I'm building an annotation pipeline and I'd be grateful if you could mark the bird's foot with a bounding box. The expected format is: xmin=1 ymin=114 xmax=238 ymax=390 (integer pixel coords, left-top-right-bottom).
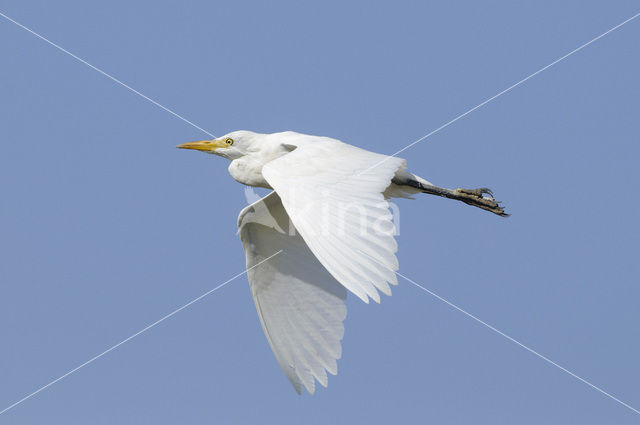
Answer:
xmin=453 ymin=187 xmax=509 ymax=217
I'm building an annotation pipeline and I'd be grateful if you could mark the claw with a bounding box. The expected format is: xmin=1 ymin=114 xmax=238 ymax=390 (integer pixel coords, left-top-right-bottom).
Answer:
xmin=480 ymin=187 xmax=494 ymax=198
xmin=457 ymin=187 xmax=494 ymax=199
xmin=454 ymin=187 xmax=508 ymax=217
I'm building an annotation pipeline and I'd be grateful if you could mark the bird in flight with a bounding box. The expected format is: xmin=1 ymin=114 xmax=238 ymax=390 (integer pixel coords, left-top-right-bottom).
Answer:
xmin=178 ymin=130 xmax=507 ymax=394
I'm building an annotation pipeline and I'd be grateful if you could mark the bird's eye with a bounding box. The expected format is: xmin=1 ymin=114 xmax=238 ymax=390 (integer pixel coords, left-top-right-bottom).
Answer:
xmin=225 ymin=138 xmax=234 ymax=146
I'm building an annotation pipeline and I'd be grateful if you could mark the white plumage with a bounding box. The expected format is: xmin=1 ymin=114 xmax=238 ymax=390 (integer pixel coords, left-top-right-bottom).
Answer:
xmin=239 ymin=191 xmax=347 ymax=394
xmin=178 ymin=130 xmax=506 ymax=394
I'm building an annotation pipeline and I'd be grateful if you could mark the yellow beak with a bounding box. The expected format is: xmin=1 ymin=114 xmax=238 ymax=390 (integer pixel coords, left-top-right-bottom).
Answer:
xmin=176 ymin=139 xmax=227 ymax=152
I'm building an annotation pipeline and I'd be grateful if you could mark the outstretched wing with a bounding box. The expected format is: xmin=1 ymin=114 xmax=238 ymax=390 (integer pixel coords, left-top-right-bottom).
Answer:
xmin=262 ymin=138 xmax=404 ymax=303
xmin=238 ymin=191 xmax=347 ymax=394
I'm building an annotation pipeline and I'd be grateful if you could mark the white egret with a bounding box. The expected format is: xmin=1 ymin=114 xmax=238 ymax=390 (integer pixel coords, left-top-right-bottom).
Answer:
xmin=178 ymin=130 xmax=506 ymax=394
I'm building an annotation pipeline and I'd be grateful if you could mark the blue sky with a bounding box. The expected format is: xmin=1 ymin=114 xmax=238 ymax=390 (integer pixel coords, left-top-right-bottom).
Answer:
xmin=1 ymin=1 xmax=639 ymax=423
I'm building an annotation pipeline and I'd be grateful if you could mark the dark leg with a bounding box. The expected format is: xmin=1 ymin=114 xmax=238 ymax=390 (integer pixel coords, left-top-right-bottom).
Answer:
xmin=396 ymin=179 xmax=509 ymax=217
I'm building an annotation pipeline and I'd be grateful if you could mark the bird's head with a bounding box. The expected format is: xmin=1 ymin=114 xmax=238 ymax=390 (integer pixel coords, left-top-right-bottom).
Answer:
xmin=177 ymin=130 xmax=258 ymax=160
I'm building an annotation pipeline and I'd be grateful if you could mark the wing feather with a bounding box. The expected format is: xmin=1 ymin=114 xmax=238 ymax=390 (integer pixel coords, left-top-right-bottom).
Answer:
xmin=238 ymin=191 xmax=347 ymax=394
xmin=262 ymin=138 xmax=404 ymax=303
